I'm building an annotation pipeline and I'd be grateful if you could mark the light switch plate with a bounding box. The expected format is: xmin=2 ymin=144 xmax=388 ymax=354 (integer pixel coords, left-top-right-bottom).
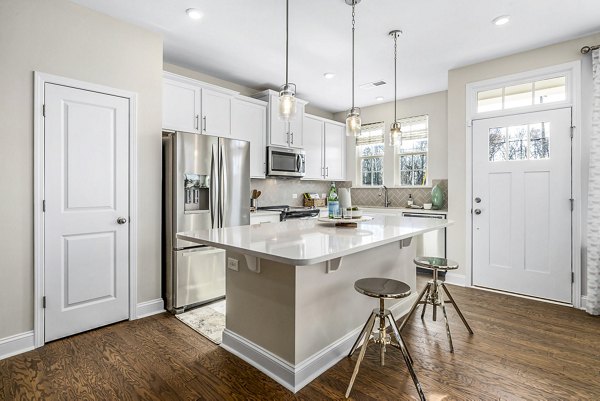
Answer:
xmin=227 ymin=257 xmax=239 ymax=271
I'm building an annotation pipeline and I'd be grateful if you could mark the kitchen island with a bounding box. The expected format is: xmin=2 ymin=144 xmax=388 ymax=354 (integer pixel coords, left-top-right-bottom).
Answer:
xmin=178 ymin=215 xmax=450 ymax=392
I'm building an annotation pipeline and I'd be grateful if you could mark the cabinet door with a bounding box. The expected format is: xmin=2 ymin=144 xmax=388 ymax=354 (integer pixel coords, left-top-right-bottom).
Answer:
xmin=163 ymin=79 xmax=200 ymax=132
xmin=232 ymin=99 xmax=267 ymax=178
xmin=302 ymin=116 xmax=324 ymax=180
xmin=288 ymin=102 xmax=305 ymax=148
xmin=268 ymin=96 xmax=290 ymax=147
xmin=324 ymin=122 xmax=346 ymax=180
xmin=201 ymin=88 xmax=232 ymax=137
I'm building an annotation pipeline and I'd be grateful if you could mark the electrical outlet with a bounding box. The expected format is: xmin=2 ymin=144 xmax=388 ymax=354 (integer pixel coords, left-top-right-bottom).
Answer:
xmin=292 ymin=193 xmax=298 ymax=199
xmin=227 ymin=257 xmax=239 ymax=271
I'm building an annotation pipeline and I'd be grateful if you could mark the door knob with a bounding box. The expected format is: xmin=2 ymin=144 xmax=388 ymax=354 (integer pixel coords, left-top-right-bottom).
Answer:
xmin=474 ymin=209 xmax=482 ymax=215
xmin=474 ymin=197 xmax=481 ymax=203
xmin=117 ymin=217 xmax=127 ymax=224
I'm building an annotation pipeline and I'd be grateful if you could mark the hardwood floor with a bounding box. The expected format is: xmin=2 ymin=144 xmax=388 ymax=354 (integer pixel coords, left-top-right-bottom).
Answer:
xmin=2 ymin=277 xmax=600 ymax=400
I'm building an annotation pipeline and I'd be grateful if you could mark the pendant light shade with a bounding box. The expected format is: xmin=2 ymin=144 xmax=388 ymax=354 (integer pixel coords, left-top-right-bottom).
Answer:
xmin=345 ymin=0 xmax=362 ymax=137
xmin=279 ymin=0 xmax=297 ymax=122
xmin=388 ymin=29 xmax=403 ymax=147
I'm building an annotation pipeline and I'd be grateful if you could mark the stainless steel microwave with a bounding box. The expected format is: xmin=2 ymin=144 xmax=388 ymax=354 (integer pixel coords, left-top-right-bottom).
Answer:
xmin=267 ymin=146 xmax=305 ymax=178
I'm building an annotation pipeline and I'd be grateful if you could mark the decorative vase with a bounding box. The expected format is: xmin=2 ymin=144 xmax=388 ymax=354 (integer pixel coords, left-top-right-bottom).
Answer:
xmin=431 ymin=184 xmax=444 ymax=210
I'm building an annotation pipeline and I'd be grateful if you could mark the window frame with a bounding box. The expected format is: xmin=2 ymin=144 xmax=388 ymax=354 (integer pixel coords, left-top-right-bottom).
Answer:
xmin=395 ymin=115 xmax=430 ymax=188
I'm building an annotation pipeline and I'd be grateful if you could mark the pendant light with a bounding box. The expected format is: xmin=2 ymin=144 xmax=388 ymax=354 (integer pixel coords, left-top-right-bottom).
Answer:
xmin=278 ymin=0 xmax=297 ymax=121
xmin=388 ymin=30 xmax=403 ymax=146
xmin=345 ymin=0 xmax=361 ymax=137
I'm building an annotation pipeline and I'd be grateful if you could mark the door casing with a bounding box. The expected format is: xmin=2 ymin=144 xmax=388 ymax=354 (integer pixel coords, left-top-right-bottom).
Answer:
xmin=33 ymin=72 xmax=138 ymax=347
xmin=464 ymin=61 xmax=582 ymax=308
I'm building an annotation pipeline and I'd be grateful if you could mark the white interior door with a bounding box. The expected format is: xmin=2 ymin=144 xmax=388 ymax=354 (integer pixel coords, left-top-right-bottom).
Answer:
xmin=44 ymin=83 xmax=130 ymax=342
xmin=472 ymin=108 xmax=572 ymax=303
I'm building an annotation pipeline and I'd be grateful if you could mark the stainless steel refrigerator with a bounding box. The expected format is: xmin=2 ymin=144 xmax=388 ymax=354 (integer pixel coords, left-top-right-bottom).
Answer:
xmin=162 ymin=131 xmax=250 ymax=313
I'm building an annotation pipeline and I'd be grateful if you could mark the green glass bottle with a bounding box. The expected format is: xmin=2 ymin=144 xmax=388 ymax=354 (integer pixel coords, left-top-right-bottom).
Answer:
xmin=327 ymin=182 xmax=339 ymax=218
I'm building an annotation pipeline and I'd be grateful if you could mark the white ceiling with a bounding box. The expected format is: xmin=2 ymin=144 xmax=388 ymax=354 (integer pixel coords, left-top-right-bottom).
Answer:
xmin=71 ymin=0 xmax=600 ymax=113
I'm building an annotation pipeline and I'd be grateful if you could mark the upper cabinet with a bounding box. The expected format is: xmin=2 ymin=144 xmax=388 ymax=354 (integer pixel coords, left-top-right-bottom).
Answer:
xmin=162 ymin=72 xmax=237 ymax=136
xmin=253 ymin=90 xmax=306 ymax=149
xmin=231 ymin=96 xmax=267 ymax=178
xmin=302 ymin=114 xmax=346 ymax=181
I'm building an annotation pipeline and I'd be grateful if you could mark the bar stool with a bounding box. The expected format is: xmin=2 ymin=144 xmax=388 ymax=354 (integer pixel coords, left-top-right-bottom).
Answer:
xmin=346 ymin=278 xmax=426 ymax=401
xmin=399 ymin=257 xmax=474 ymax=353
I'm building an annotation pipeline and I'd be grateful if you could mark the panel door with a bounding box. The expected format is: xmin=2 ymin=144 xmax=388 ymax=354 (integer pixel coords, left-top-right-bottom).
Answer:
xmin=302 ymin=116 xmax=325 ymax=180
xmin=44 ymin=83 xmax=130 ymax=342
xmin=472 ymin=108 xmax=572 ymax=302
xmin=324 ymin=121 xmax=346 ymax=180
xmin=163 ymin=79 xmax=200 ymax=133
xmin=201 ymin=88 xmax=232 ymax=137
xmin=231 ymin=98 xmax=267 ymax=178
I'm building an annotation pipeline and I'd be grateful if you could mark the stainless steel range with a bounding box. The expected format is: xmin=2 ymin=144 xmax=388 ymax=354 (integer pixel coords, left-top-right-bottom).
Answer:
xmin=257 ymin=205 xmax=320 ymax=221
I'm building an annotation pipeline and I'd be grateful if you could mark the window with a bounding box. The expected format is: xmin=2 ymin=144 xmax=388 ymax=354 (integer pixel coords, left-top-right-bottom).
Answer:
xmin=356 ymin=122 xmax=384 ymax=186
xmin=489 ymin=122 xmax=550 ymax=162
xmin=477 ymin=76 xmax=566 ymax=113
xmin=396 ymin=115 xmax=428 ymax=187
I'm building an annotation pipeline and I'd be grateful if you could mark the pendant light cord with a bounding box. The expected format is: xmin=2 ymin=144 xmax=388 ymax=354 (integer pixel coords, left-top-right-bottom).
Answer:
xmin=351 ymin=2 xmax=356 ymax=109
xmin=285 ymin=0 xmax=289 ymax=86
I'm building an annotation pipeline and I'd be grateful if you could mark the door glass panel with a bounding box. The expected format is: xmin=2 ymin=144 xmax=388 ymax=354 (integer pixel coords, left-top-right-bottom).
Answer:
xmin=504 ymin=83 xmax=533 ymax=109
xmin=508 ymin=125 xmax=528 ymax=160
xmin=529 ymin=122 xmax=550 ymax=159
xmin=477 ymin=88 xmax=503 ymax=113
xmin=488 ymin=127 xmax=507 ymax=161
xmin=534 ymin=77 xmax=566 ymax=104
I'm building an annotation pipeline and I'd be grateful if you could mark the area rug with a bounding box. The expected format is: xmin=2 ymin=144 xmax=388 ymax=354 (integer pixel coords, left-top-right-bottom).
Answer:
xmin=175 ymin=300 xmax=226 ymax=344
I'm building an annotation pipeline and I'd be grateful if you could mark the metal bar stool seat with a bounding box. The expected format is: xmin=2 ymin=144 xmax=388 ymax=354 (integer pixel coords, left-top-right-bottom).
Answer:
xmin=399 ymin=257 xmax=474 ymax=353
xmin=346 ymin=278 xmax=426 ymax=400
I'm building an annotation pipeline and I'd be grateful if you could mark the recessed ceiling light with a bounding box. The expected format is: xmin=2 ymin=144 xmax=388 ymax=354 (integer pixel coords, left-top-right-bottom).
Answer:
xmin=186 ymin=8 xmax=203 ymax=20
xmin=492 ymin=15 xmax=510 ymax=26
xmin=376 ymin=96 xmax=384 ymax=102
xmin=323 ymin=72 xmax=336 ymax=79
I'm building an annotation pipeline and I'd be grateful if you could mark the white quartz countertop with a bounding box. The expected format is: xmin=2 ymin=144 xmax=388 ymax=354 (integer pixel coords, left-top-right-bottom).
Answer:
xmin=177 ymin=215 xmax=452 ymax=266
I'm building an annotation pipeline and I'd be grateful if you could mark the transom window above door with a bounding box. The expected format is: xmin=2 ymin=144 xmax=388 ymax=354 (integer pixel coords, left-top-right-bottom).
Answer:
xmin=477 ymin=76 xmax=566 ymax=113
xmin=489 ymin=122 xmax=550 ymax=162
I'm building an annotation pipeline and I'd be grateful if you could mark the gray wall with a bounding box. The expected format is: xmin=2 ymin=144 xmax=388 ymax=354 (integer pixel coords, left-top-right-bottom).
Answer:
xmin=0 ymin=0 xmax=163 ymax=339
xmin=446 ymin=32 xmax=600 ymax=283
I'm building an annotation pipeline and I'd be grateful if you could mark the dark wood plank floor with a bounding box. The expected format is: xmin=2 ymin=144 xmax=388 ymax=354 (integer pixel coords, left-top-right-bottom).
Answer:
xmin=2 ymin=276 xmax=600 ymax=400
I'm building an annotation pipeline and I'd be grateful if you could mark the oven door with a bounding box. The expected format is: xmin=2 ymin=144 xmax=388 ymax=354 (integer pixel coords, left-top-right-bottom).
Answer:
xmin=267 ymin=147 xmax=305 ymax=177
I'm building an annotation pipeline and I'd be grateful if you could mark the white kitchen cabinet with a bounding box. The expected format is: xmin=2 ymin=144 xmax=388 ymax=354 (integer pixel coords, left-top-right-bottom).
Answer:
xmin=201 ymin=88 xmax=232 ymax=137
xmin=163 ymin=79 xmax=201 ymax=133
xmin=324 ymin=121 xmax=346 ymax=180
xmin=253 ymin=90 xmax=306 ymax=149
xmin=162 ymin=72 xmax=237 ymax=136
xmin=302 ymin=115 xmax=346 ymax=181
xmin=231 ymin=96 xmax=267 ymax=178
xmin=303 ymin=115 xmax=325 ymax=180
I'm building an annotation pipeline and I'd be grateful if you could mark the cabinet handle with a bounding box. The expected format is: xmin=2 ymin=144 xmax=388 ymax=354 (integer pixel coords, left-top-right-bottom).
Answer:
xmin=195 ymin=115 xmax=199 ymax=130
xmin=203 ymin=116 xmax=207 ymax=132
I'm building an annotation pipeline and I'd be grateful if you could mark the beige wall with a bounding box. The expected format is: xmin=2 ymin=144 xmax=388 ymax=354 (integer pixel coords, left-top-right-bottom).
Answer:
xmin=333 ymin=91 xmax=448 ymax=186
xmin=447 ymin=32 xmax=600 ymax=279
xmin=164 ymin=63 xmax=335 ymax=120
xmin=0 ymin=0 xmax=163 ymax=338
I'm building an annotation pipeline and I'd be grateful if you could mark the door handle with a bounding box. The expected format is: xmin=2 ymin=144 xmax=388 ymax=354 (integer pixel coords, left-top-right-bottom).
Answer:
xmin=474 ymin=209 xmax=482 ymax=215
xmin=474 ymin=197 xmax=481 ymax=203
xmin=117 ymin=217 xmax=127 ymax=224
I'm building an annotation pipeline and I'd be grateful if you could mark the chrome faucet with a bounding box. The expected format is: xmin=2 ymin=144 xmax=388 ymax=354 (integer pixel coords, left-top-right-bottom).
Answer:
xmin=379 ymin=185 xmax=392 ymax=207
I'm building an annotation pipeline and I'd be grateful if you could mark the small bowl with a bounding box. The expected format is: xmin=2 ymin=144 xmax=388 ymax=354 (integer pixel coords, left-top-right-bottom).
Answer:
xmin=423 ymin=203 xmax=432 ymax=210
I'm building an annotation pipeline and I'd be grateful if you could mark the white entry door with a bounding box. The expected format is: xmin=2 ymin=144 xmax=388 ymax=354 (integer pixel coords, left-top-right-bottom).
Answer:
xmin=472 ymin=108 xmax=572 ymax=303
xmin=44 ymin=83 xmax=130 ymax=342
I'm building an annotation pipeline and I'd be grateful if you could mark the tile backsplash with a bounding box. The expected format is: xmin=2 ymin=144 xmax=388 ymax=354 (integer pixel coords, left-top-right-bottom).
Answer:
xmin=350 ymin=179 xmax=448 ymax=210
xmin=251 ymin=179 xmax=351 ymax=207
xmin=251 ymin=178 xmax=447 ymax=209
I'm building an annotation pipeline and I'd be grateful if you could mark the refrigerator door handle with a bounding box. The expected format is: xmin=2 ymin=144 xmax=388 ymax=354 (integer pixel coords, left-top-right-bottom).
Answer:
xmin=219 ymin=143 xmax=225 ymax=227
xmin=210 ymin=145 xmax=217 ymax=228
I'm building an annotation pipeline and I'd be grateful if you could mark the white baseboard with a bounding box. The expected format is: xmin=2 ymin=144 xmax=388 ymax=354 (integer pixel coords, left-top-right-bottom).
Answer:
xmin=136 ymin=298 xmax=165 ymax=319
xmin=0 ymin=331 xmax=34 ymax=361
xmin=221 ymin=293 xmax=417 ymax=393
xmin=444 ymin=272 xmax=466 ymax=286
